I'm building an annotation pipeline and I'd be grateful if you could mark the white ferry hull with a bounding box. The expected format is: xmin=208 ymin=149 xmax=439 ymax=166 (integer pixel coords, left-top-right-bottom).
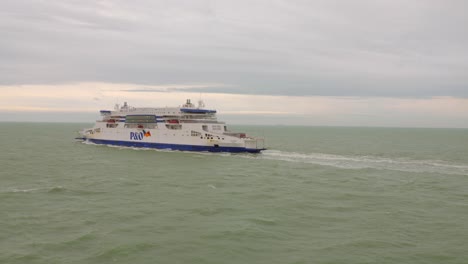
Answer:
xmin=80 ymin=126 xmax=265 ymax=153
xmin=79 ymin=100 xmax=266 ymax=153
xmin=84 ymin=138 xmax=264 ymax=153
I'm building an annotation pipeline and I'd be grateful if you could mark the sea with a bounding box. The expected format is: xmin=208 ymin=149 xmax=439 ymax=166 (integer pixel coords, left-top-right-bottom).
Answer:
xmin=1 ymin=122 xmax=468 ymax=264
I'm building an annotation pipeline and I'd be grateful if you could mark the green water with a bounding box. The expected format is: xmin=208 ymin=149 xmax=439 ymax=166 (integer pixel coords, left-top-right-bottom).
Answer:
xmin=1 ymin=123 xmax=468 ymax=264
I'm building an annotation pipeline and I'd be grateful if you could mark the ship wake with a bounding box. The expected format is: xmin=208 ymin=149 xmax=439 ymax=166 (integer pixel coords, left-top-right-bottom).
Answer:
xmin=257 ymin=150 xmax=468 ymax=175
xmin=79 ymin=141 xmax=468 ymax=175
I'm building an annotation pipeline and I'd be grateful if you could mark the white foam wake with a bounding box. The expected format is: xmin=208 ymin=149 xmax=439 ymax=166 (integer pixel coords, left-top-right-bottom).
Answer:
xmin=257 ymin=150 xmax=468 ymax=175
xmin=79 ymin=141 xmax=468 ymax=175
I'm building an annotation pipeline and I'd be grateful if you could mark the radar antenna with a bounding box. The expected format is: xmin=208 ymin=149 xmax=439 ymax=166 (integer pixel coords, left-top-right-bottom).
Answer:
xmin=198 ymin=99 xmax=205 ymax=109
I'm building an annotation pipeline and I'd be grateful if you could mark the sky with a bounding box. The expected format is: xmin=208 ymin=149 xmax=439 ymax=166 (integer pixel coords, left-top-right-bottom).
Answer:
xmin=1 ymin=0 xmax=468 ymax=127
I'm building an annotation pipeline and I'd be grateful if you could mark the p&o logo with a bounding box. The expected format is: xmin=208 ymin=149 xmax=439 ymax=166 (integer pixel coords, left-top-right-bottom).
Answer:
xmin=130 ymin=130 xmax=151 ymax=140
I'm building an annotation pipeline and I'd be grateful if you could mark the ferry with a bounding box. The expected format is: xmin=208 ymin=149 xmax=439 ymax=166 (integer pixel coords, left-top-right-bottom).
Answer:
xmin=78 ymin=100 xmax=266 ymax=153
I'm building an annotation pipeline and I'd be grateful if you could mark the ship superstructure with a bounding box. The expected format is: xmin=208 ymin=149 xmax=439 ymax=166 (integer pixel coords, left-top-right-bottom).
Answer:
xmin=79 ymin=100 xmax=266 ymax=153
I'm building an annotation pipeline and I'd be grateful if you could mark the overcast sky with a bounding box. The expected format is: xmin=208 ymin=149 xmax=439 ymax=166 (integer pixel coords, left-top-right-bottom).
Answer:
xmin=1 ymin=0 xmax=467 ymax=127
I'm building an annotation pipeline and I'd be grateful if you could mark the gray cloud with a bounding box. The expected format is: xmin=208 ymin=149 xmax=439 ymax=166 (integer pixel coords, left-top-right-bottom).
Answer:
xmin=1 ymin=0 xmax=467 ymax=97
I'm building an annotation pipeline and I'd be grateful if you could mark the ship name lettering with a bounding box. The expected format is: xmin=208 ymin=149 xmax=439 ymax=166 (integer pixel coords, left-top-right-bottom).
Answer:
xmin=130 ymin=132 xmax=144 ymax=140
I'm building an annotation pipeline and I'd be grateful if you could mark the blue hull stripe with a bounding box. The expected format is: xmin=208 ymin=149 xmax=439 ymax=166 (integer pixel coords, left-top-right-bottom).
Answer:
xmin=86 ymin=138 xmax=264 ymax=153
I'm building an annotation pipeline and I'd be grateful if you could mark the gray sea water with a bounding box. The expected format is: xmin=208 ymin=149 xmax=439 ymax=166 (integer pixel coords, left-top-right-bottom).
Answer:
xmin=1 ymin=123 xmax=468 ymax=264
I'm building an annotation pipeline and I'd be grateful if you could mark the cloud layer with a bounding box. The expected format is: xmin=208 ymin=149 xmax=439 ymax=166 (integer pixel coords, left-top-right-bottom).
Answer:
xmin=1 ymin=0 xmax=468 ymax=97
xmin=2 ymin=1 xmax=467 ymax=127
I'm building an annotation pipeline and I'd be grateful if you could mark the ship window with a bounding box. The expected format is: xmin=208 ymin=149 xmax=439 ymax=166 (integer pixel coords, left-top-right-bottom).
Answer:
xmin=224 ymin=126 xmax=227 ymax=131
xmin=191 ymin=131 xmax=201 ymax=137
xmin=202 ymin=125 xmax=208 ymax=131
xmin=166 ymin=124 xmax=182 ymax=130
xmin=125 ymin=115 xmax=157 ymax=124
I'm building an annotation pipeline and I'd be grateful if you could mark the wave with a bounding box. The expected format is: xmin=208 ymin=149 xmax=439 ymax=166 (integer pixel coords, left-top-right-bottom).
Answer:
xmin=2 ymin=188 xmax=40 ymax=193
xmin=0 ymin=186 xmax=61 ymax=194
xmin=257 ymin=150 xmax=468 ymax=175
xmin=1 ymin=186 xmax=103 ymax=195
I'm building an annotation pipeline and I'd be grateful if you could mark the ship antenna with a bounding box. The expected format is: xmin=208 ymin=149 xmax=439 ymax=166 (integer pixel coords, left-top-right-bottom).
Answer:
xmin=197 ymin=93 xmax=204 ymax=109
xmin=198 ymin=98 xmax=205 ymax=109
